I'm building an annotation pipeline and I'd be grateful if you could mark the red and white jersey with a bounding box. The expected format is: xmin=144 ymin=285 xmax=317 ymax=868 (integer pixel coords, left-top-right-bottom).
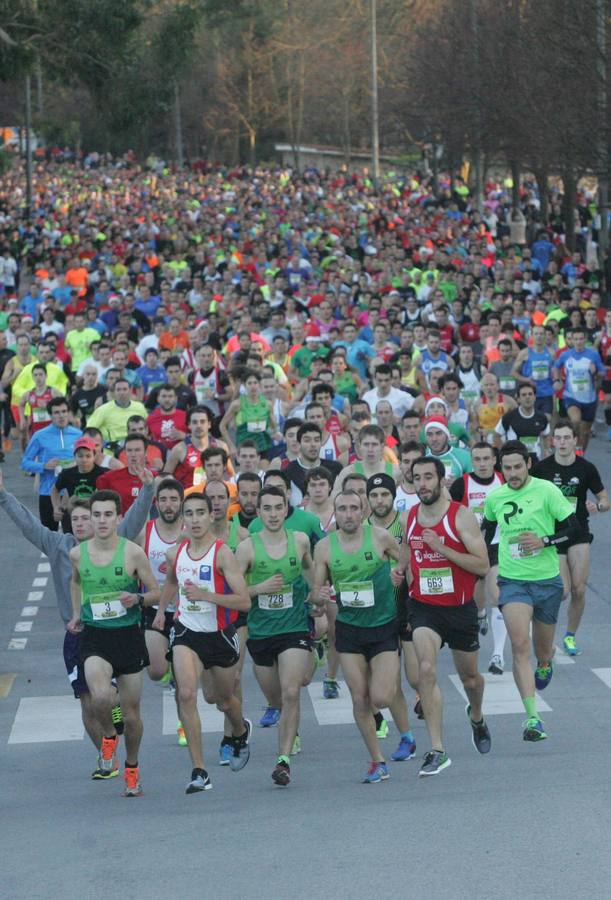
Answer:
xmin=407 ymin=501 xmax=476 ymax=607
xmin=320 ymin=432 xmax=341 ymax=462
xmin=599 ymin=332 xmax=611 ymax=379
xmin=144 ymin=520 xmax=180 ymax=610
xmin=192 ymin=366 xmax=224 ymax=417
xmin=28 ymin=388 xmax=53 ymax=432
xmin=174 ymin=538 xmax=237 ymax=632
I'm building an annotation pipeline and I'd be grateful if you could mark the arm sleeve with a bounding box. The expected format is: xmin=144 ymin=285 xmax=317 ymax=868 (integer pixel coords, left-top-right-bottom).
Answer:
xmin=21 ymin=435 xmax=44 ymax=475
xmin=118 ymin=482 xmax=154 ymax=539
xmin=481 ymin=517 xmax=497 ymax=544
xmin=449 ymin=478 xmax=465 ymax=502
xmin=0 ymin=490 xmax=62 ymax=554
xmin=549 ymin=513 xmax=581 ymax=546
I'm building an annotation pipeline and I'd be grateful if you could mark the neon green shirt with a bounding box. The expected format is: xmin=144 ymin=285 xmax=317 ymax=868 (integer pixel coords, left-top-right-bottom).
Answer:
xmin=483 ymin=476 xmax=574 ymax=580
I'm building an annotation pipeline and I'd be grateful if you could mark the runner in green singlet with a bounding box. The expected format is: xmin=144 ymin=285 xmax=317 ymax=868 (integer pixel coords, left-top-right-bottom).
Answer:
xmin=313 ymin=489 xmax=403 ymax=784
xmin=482 ymin=440 xmax=578 ymax=743
xmin=366 ymin=473 xmax=418 ymax=763
xmin=236 ymin=485 xmax=314 ymax=786
xmin=220 ymin=369 xmax=281 ymax=455
xmin=68 ymin=489 xmax=160 ymax=797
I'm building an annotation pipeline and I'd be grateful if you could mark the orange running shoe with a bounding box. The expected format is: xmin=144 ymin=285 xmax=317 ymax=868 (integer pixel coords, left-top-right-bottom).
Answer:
xmin=123 ymin=765 xmax=143 ymax=797
xmin=99 ymin=735 xmax=118 ymax=774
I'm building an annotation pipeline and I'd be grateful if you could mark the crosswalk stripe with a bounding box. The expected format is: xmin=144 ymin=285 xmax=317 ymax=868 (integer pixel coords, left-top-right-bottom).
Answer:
xmin=591 ymin=668 xmax=611 ymax=689
xmin=305 ymin=681 xmax=392 ymax=725
xmin=8 ymin=696 xmax=84 ymax=744
xmin=162 ymin=690 xmax=225 ymax=735
xmin=448 ymin=673 xmax=552 ymax=715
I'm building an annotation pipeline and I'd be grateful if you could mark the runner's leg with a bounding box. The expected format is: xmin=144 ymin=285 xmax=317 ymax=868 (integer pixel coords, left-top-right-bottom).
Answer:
xmin=277 ymin=648 xmax=311 ymax=757
xmin=411 ymin=627 xmax=444 ymax=750
xmin=500 ymin=602 xmax=535 ymax=701
xmin=116 ymin=671 xmax=144 ymax=764
xmin=173 ymin=645 xmax=205 ymax=769
xmin=566 ymin=543 xmax=590 ymax=635
xmin=84 ymin=656 xmax=115 ymax=736
xmin=340 ymin=652 xmax=383 ymax=761
xmin=452 ymin=649 xmax=484 ymax=722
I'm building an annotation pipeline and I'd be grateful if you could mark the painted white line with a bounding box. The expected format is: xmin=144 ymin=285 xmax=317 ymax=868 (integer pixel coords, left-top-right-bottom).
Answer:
xmin=8 ymin=638 xmax=27 ymax=650
xmin=32 ymin=578 xmax=47 ymax=588
xmin=448 ymin=672 xmax=552 ymax=715
xmin=162 ymin=690 xmax=225 ymax=734
xmin=27 ymin=591 xmax=44 ymax=603
xmin=14 ymin=621 xmax=33 ymax=632
xmin=307 ymin=681 xmax=354 ymax=725
xmin=554 ymin=645 xmax=575 ymax=665
xmin=592 ymin=668 xmax=611 ymax=689
xmin=37 ymin=562 xmax=51 ymax=573
xmin=8 ymin=696 xmax=84 ymax=744
xmin=40 ymin=552 xmax=47 ymax=558
xmin=21 ymin=606 xmax=38 ymax=617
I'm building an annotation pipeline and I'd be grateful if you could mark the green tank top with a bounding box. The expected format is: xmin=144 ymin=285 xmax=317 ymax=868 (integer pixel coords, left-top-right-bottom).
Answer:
xmin=227 ymin=515 xmax=241 ymax=551
xmin=79 ymin=537 xmax=140 ymax=628
xmin=354 ymin=460 xmax=394 ymax=478
xmin=236 ymin=394 xmax=271 ymax=451
xmin=247 ymin=530 xmax=309 ymax=639
xmin=335 ymin=372 xmax=358 ymax=403
xmin=328 ymin=525 xmax=396 ymax=628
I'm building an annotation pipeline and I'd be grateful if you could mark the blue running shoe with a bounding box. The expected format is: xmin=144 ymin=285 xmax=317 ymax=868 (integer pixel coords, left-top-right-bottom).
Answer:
xmin=523 ymin=717 xmax=547 ymax=741
xmin=535 ymin=660 xmax=553 ymax=691
xmin=361 ymin=761 xmax=389 ymax=783
xmin=259 ymin=707 xmax=281 ymax=727
xmin=390 ymin=735 xmax=416 ymax=761
xmin=219 ymin=741 xmax=232 ymax=766
xmin=323 ymin=678 xmax=339 ymax=699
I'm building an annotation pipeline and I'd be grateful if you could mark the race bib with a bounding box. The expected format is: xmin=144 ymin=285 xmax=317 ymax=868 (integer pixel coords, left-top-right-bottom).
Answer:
xmin=339 ymin=580 xmax=374 ymax=608
xmin=460 ymin=390 xmax=478 ymax=403
xmin=54 ymin=458 xmax=74 ymax=476
xmin=247 ymin=420 xmax=266 ymax=433
xmin=32 ymin=408 xmax=51 ymax=423
xmin=90 ymin=592 xmax=126 ymax=620
xmin=182 ymin=586 xmax=210 ymax=614
xmin=471 ymin=506 xmax=484 ymax=525
xmin=508 ymin=537 xmax=541 ymax=559
xmin=521 ymin=435 xmax=538 ymax=450
xmin=499 ymin=377 xmax=516 ymax=392
xmin=531 ymin=363 xmax=549 ymax=381
xmin=258 ymin=585 xmax=293 ymax=610
xmin=419 ymin=567 xmax=454 ymax=595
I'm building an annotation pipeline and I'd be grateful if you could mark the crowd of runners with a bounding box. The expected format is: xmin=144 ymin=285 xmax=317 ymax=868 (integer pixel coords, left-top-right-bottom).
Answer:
xmin=0 ymin=158 xmax=609 ymax=795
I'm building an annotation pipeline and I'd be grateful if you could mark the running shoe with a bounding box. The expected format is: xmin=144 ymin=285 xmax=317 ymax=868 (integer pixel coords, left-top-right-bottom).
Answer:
xmin=465 ymin=704 xmax=491 ymax=754
xmin=535 ymin=660 xmax=553 ymax=691
xmin=177 ymin=723 xmax=188 ymax=746
xmin=419 ymin=750 xmax=451 ymax=777
xmin=361 ymin=761 xmax=389 ymax=783
xmin=477 ymin=611 xmax=489 ymax=636
xmin=219 ymin=740 xmax=232 ymax=766
xmin=563 ymin=635 xmax=582 ymax=656
xmin=186 ymin=768 xmax=212 ymax=794
xmin=259 ymin=706 xmax=281 ymax=727
xmin=229 ymin=718 xmax=252 ymax=772
xmin=522 ymin=717 xmax=547 ymax=742
xmin=272 ymin=758 xmax=291 ymax=786
xmin=488 ymin=654 xmax=504 ymax=675
xmin=111 ymin=704 xmax=124 ymax=736
xmin=390 ymin=735 xmax=416 ymax=761
xmin=291 ymin=735 xmax=301 ymax=755
xmin=323 ymin=677 xmax=340 ymax=699
xmin=123 ymin=765 xmax=143 ymax=797
xmin=91 ymin=757 xmax=119 ymax=780
xmin=413 ymin=696 xmax=424 ymax=719
xmin=99 ymin=735 xmax=118 ymax=774
xmin=376 ymin=717 xmax=389 ymax=739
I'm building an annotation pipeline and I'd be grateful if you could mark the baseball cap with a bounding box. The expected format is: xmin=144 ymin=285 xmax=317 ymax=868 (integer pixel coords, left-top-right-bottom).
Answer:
xmin=74 ymin=437 xmax=97 ymax=452
xmin=366 ymin=473 xmax=397 ymax=498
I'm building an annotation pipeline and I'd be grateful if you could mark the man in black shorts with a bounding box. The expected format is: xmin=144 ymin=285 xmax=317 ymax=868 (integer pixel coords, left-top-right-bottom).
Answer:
xmin=533 ymin=419 xmax=609 ymax=655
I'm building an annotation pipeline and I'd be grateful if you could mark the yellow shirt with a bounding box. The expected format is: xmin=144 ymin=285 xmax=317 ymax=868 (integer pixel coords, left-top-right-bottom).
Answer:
xmin=12 ymin=361 xmax=69 ymax=404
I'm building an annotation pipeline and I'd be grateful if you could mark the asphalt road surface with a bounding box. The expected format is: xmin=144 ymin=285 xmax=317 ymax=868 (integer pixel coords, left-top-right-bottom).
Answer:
xmin=2 ymin=437 xmax=611 ymax=900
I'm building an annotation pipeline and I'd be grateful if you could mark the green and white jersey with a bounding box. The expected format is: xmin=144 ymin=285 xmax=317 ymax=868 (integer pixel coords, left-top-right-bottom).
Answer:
xmin=328 ymin=525 xmax=395 ymax=628
xmin=483 ymin=476 xmax=574 ymax=580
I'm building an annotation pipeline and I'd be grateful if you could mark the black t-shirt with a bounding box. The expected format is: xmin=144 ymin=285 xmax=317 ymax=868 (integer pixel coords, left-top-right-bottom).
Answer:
xmin=532 ymin=456 xmax=604 ymax=528
xmin=498 ymin=408 xmax=549 ymax=457
xmin=0 ymin=348 xmax=14 ymax=380
xmin=285 ymin=457 xmax=343 ymax=504
xmin=71 ymin=386 xmax=107 ymax=426
xmin=146 ymin=383 xmax=196 ymax=411
xmin=55 ymin=464 xmax=107 ymax=498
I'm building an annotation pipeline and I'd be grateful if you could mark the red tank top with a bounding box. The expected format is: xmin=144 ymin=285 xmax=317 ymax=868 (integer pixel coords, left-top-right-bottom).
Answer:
xmin=599 ymin=332 xmax=611 ymax=379
xmin=173 ymin=437 xmax=221 ymax=488
xmin=406 ymin=501 xmax=476 ymax=607
xmin=28 ymin=388 xmax=54 ymax=432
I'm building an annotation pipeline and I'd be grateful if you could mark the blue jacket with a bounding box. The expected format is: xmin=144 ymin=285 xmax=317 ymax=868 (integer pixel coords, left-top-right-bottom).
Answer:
xmin=21 ymin=424 xmax=83 ymax=495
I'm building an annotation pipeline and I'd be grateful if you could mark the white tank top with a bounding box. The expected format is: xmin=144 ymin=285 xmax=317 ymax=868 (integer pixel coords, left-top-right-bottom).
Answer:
xmin=174 ymin=539 xmax=232 ymax=633
xmin=320 ymin=433 xmax=340 ymax=462
xmin=464 ymin=473 xmax=502 ymax=544
xmin=394 ymin=485 xmax=420 ymax=513
xmin=144 ymin=520 xmax=179 ymax=610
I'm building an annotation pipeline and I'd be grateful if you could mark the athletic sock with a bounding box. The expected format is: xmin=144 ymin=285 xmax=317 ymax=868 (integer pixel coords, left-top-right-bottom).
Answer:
xmin=125 ymin=760 xmax=138 ymax=769
xmin=491 ymin=611 xmax=507 ymax=661
xmin=565 ymin=630 xmax=575 ymax=638
xmin=277 ymin=755 xmax=290 ymax=765
xmin=523 ymin=697 xmax=537 ymax=719
xmin=400 ymin=730 xmax=415 ymax=743
xmin=373 ymin=712 xmax=384 ymax=729
xmin=191 ymin=767 xmax=207 ymax=779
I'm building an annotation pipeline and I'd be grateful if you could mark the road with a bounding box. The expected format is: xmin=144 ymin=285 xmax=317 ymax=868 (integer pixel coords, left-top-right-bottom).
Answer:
xmin=1 ymin=438 xmax=611 ymax=900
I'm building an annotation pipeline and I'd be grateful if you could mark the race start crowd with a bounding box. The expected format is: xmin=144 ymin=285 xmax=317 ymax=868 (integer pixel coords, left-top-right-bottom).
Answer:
xmin=0 ymin=159 xmax=609 ymax=794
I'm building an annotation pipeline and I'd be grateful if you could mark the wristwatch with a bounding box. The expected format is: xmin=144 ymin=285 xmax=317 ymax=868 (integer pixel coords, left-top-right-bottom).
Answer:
xmin=541 ymin=535 xmax=551 ymax=547
xmin=137 ymin=593 xmax=145 ymax=609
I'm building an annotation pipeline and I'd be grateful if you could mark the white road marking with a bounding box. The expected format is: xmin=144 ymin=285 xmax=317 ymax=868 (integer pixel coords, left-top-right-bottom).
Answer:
xmin=448 ymin=672 xmax=552 ymax=715
xmin=7 ymin=638 xmax=27 ymax=650
xmin=162 ymin=690 xmax=225 ymax=735
xmin=592 ymin=668 xmax=611 ymax=689
xmin=554 ymin=645 xmax=575 ymax=665
xmin=8 ymin=696 xmax=84 ymax=744
xmin=32 ymin=578 xmax=48 ymax=588
xmin=14 ymin=621 xmax=33 ymax=632
xmin=27 ymin=591 xmax=44 ymax=603
xmin=21 ymin=606 xmax=38 ymax=617
xmin=37 ymin=562 xmax=51 ymax=573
